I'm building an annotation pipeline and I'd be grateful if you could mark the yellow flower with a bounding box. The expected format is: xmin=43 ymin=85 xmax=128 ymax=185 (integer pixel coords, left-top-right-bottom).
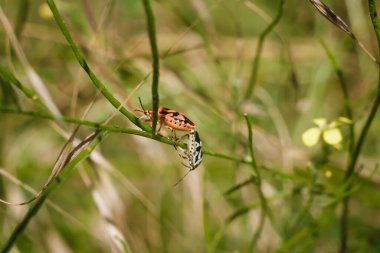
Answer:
xmin=324 ymin=170 xmax=332 ymax=178
xmin=302 ymin=117 xmax=351 ymax=149
xmin=302 ymin=127 xmax=321 ymax=147
xmin=39 ymin=3 xmax=53 ymax=20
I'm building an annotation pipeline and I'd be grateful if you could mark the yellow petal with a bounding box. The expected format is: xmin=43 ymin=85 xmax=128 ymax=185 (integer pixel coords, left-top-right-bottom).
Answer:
xmin=329 ymin=121 xmax=338 ymax=128
xmin=338 ymin=117 xmax=353 ymax=124
xmin=313 ymin=118 xmax=327 ymax=128
xmin=302 ymin=127 xmax=321 ymax=147
xmin=323 ymin=128 xmax=343 ymax=145
xmin=333 ymin=143 xmax=342 ymax=150
xmin=325 ymin=170 xmax=332 ymax=178
xmin=39 ymin=3 xmax=53 ymax=20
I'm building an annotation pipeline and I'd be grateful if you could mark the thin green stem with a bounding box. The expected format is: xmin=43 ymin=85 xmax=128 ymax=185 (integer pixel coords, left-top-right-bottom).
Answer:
xmin=0 ymin=106 xmax=249 ymax=164
xmin=14 ymin=0 xmax=31 ymax=38
xmin=209 ymin=191 xmax=289 ymax=253
xmin=320 ymin=40 xmax=354 ymax=154
xmin=244 ymin=114 xmax=269 ymax=253
xmin=141 ymin=0 xmax=160 ymax=135
xmin=0 ymin=64 xmax=46 ymax=109
xmin=0 ymin=76 xmax=21 ymax=110
xmin=339 ymin=1 xmax=380 ymax=252
xmin=244 ymin=115 xmax=259 ymax=176
xmin=1 ymin=131 xmax=108 ymax=253
xmin=223 ymin=177 xmax=256 ymax=196
xmin=273 ymin=206 xmax=335 ymax=253
xmin=244 ymin=0 xmax=285 ymax=101
xmin=46 ymin=0 xmax=149 ymax=131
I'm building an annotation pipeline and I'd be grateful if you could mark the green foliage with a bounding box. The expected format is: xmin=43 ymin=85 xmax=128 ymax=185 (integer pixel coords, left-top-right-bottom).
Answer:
xmin=0 ymin=0 xmax=380 ymax=253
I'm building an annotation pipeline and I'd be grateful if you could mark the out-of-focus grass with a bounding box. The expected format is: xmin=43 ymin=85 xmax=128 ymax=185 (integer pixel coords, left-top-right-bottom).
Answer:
xmin=0 ymin=0 xmax=379 ymax=252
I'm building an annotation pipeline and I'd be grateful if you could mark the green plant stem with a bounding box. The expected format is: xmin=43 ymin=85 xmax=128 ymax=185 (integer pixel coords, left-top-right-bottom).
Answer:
xmin=1 ymin=131 xmax=108 ymax=253
xmin=339 ymin=1 xmax=380 ymax=252
xmin=320 ymin=40 xmax=354 ymax=154
xmin=223 ymin=177 xmax=256 ymax=196
xmin=14 ymin=0 xmax=31 ymax=38
xmin=210 ymin=190 xmax=289 ymax=253
xmin=273 ymin=206 xmax=335 ymax=253
xmin=141 ymin=0 xmax=160 ymax=135
xmin=0 ymin=64 xmax=46 ymax=109
xmin=244 ymin=114 xmax=270 ymax=253
xmin=46 ymin=0 xmax=149 ymax=132
xmin=0 ymin=76 xmax=21 ymax=110
xmin=244 ymin=0 xmax=285 ymax=101
xmin=0 ymin=106 xmax=249 ymax=164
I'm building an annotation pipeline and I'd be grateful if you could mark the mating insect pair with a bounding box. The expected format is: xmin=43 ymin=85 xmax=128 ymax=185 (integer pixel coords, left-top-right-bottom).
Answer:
xmin=176 ymin=129 xmax=203 ymax=170
xmin=136 ymin=98 xmax=203 ymax=173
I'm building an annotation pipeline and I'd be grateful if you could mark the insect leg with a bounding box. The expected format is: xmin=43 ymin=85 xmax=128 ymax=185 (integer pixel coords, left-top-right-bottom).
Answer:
xmin=171 ymin=129 xmax=178 ymax=141
xmin=173 ymin=169 xmax=192 ymax=187
xmin=157 ymin=121 xmax=163 ymax=132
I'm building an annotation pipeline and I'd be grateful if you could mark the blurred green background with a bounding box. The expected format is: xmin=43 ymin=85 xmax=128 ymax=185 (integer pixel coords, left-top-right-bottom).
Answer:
xmin=0 ymin=0 xmax=380 ymax=252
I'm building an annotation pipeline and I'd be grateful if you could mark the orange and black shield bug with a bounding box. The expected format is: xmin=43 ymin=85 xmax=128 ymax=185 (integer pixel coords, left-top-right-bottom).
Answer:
xmin=136 ymin=98 xmax=203 ymax=185
xmin=137 ymin=97 xmax=196 ymax=133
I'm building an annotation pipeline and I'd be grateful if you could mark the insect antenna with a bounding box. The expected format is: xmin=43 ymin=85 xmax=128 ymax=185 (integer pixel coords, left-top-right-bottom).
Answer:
xmin=173 ymin=169 xmax=192 ymax=187
xmin=138 ymin=97 xmax=146 ymax=113
xmin=135 ymin=97 xmax=147 ymax=115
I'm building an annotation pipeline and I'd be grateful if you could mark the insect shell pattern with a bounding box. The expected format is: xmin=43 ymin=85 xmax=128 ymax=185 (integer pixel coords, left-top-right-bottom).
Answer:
xmin=137 ymin=98 xmax=203 ymax=169
xmin=187 ymin=130 xmax=203 ymax=170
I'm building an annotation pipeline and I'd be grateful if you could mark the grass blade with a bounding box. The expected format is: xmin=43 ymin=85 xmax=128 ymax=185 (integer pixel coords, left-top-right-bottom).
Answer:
xmin=244 ymin=0 xmax=284 ymax=101
xmin=46 ymin=0 xmax=149 ymax=131
xmin=1 ymin=130 xmax=108 ymax=252
xmin=141 ymin=0 xmax=160 ymax=135
xmin=309 ymin=0 xmax=379 ymax=64
xmin=339 ymin=1 xmax=380 ymax=252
